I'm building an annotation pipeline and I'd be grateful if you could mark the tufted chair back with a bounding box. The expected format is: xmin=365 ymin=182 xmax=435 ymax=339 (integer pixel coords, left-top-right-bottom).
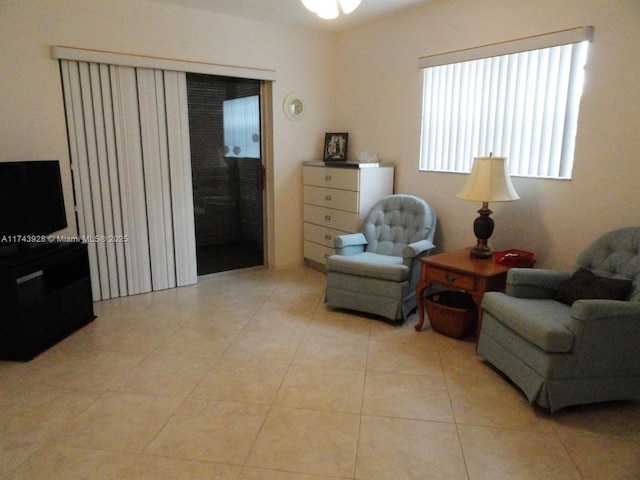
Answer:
xmin=361 ymin=194 xmax=435 ymax=257
xmin=574 ymin=227 xmax=640 ymax=302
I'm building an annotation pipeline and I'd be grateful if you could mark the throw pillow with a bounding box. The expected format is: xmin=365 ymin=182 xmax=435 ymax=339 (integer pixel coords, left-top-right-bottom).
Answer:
xmin=554 ymin=267 xmax=633 ymax=305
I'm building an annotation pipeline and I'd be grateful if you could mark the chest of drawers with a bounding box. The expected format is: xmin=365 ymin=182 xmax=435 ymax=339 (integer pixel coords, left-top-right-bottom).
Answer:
xmin=302 ymin=162 xmax=394 ymax=270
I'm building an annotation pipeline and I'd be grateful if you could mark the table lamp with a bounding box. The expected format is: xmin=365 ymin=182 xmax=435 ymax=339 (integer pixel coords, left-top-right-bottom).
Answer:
xmin=457 ymin=155 xmax=519 ymax=258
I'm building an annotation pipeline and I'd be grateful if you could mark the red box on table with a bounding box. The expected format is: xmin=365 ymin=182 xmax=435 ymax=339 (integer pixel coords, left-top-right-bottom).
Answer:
xmin=494 ymin=249 xmax=535 ymax=267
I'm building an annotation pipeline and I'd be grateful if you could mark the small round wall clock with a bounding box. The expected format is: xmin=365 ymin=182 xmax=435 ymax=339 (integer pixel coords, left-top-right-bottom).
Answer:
xmin=283 ymin=93 xmax=304 ymax=121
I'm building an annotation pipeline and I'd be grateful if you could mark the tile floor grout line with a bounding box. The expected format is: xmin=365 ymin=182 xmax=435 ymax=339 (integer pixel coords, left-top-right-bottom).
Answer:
xmin=2 ymin=266 xmax=638 ymax=479
xmin=237 ymin=281 xmax=313 ymax=474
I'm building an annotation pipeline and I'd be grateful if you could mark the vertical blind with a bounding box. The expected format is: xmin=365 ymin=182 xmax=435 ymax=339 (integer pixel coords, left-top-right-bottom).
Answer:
xmin=60 ymin=60 xmax=198 ymax=300
xmin=419 ymin=27 xmax=593 ymax=179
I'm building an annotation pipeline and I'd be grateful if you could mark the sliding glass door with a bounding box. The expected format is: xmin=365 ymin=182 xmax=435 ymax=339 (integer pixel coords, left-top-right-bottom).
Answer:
xmin=186 ymin=74 xmax=265 ymax=275
xmin=56 ymin=46 xmax=275 ymax=298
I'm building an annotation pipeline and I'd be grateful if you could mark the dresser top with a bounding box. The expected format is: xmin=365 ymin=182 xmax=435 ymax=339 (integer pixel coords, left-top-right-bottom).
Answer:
xmin=303 ymin=161 xmax=394 ymax=169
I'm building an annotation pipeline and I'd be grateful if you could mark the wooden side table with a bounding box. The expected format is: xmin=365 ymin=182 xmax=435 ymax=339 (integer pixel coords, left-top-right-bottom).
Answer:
xmin=415 ymin=248 xmax=511 ymax=337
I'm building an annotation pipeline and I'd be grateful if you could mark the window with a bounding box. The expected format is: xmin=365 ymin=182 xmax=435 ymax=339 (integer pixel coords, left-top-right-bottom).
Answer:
xmin=419 ymin=27 xmax=593 ymax=179
xmin=223 ymin=95 xmax=261 ymax=159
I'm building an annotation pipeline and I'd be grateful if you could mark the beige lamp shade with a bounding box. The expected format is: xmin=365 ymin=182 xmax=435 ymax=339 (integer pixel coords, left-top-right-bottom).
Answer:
xmin=457 ymin=156 xmax=519 ymax=202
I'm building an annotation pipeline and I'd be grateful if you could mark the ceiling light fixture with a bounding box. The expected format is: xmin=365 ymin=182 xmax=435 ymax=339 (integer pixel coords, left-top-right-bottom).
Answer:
xmin=301 ymin=0 xmax=362 ymax=19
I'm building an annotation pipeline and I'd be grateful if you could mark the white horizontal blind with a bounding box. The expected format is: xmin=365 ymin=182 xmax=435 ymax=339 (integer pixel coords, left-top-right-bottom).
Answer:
xmin=419 ymin=28 xmax=592 ymax=179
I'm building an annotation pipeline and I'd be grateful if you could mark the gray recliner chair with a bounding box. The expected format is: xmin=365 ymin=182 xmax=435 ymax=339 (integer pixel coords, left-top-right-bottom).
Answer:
xmin=325 ymin=194 xmax=436 ymax=322
xmin=477 ymin=227 xmax=640 ymax=412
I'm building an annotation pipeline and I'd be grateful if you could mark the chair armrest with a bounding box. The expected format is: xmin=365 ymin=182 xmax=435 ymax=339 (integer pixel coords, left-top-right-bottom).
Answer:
xmin=402 ymin=240 xmax=435 ymax=260
xmin=571 ymin=299 xmax=640 ymax=322
xmin=334 ymin=232 xmax=367 ymax=256
xmin=569 ymin=299 xmax=640 ymax=376
xmin=505 ymin=268 xmax=571 ymax=299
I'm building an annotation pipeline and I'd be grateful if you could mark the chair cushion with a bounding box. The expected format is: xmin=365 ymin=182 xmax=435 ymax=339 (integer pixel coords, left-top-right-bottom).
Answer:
xmin=326 ymin=252 xmax=409 ymax=282
xmin=554 ymin=268 xmax=633 ymax=306
xmin=481 ymin=292 xmax=574 ymax=353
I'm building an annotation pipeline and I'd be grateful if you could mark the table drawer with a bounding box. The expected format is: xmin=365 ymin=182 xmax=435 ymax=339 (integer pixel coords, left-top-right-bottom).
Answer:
xmin=304 ymin=240 xmax=334 ymax=265
xmin=303 ymin=186 xmax=358 ymax=212
xmin=427 ymin=266 xmax=476 ymax=291
xmin=303 ymin=204 xmax=359 ymax=232
xmin=304 ymin=222 xmax=346 ymax=248
xmin=303 ymin=166 xmax=359 ymax=191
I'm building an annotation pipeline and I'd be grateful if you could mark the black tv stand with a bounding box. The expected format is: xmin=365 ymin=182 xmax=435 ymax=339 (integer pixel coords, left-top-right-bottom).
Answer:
xmin=0 ymin=240 xmax=63 ymax=259
xmin=0 ymin=242 xmax=94 ymax=361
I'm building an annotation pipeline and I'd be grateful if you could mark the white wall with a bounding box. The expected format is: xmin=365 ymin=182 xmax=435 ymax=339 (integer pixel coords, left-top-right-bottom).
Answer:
xmin=0 ymin=0 xmax=336 ymax=268
xmin=335 ymin=0 xmax=640 ymax=269
xmin=2 ymin=0 xmax=639 ymax=272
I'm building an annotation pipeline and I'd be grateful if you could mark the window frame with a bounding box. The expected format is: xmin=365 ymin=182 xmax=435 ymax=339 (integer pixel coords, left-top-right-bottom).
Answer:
xmin=418 ymin=27 xmax=593 ymax=179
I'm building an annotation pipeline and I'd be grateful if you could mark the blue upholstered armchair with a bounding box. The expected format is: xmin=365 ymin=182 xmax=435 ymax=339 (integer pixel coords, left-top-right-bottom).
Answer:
xmin=325 ymin=194 xmax=436 ymax=322
xmin=477 ymin=227 xmax=640 ymax=412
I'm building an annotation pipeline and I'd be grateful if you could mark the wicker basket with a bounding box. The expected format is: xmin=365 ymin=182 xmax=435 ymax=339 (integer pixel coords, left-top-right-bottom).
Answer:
xmin=425 ymin=291 xmax=477 ymax=338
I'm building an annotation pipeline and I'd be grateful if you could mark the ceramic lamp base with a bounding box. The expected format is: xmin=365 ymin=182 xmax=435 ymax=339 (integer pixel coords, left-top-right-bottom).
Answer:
xmin=470 ymin=204 xmax=494 ymax=259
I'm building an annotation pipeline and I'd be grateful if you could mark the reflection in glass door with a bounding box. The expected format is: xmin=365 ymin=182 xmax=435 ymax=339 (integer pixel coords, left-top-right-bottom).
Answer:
xmin=186 ymin=74 xmax=264 ymax=275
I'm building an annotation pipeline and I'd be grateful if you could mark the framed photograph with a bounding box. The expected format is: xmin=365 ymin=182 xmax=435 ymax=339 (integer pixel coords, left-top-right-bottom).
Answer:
xmin=323 ymin=132 xmax=348 ymax=161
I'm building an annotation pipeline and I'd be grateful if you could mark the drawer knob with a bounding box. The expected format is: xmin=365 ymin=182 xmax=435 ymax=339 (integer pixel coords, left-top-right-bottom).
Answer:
xmin=325 ymin=215 xmax=331 ymax=221
xmin=325 ymin=195 xmax=332 ymax=201
xmin=445 ymin=273 xmax=457 ymax=283
xmin=325 ymin=234 xmax=332 ymax=240
xmin=325 ymin=175 xmax=332 ymax=181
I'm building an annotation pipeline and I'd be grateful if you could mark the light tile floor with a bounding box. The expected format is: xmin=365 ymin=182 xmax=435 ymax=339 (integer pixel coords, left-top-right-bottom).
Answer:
xmin=1 ymin=266 xmax=639 ymax=479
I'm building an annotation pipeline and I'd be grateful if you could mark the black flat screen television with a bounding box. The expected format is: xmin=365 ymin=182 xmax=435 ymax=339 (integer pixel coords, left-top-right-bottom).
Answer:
xmin=0 ymin=160 xmax=67 ymax=251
